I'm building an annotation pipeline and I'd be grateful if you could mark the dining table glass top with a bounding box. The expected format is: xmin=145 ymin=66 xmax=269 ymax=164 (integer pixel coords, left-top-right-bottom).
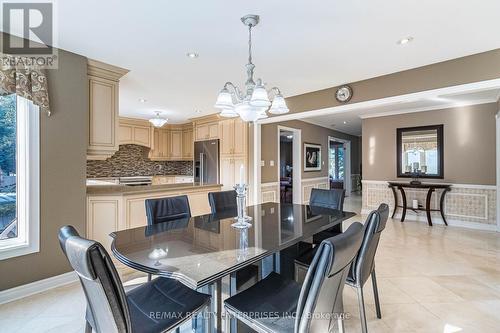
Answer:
xmin=111 ymin=202 xmax=356 ymax=289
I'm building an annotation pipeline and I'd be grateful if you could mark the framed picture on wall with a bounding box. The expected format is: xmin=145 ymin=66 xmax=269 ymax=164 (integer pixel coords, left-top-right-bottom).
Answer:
xmin=304 ymin=143 xmax=321 ymax=171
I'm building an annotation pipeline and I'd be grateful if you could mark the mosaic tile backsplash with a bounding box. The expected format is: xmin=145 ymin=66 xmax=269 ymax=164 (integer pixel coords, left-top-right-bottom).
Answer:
xmin=87 ymin=144 xmax=193 ymax=178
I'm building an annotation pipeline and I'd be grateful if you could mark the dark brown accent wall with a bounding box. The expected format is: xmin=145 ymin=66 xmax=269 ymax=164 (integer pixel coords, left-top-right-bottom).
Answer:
xmin=0 ymin=46 xmax=88 ymax=290
xmin=86 ymin=144 xmax=193 ymax=178
xmin=282 ymin=49 xmax=500 ymax=116
xmin=362 ymin=103 xmax=497 ymax=185
xmin=261 ymin=120 xmax=361 ymax=183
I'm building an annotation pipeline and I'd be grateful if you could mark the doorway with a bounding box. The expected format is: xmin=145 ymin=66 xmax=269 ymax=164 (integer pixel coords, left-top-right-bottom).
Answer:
xmin=328 ymin=136 xmax=351 ymax=195
xmin=278 ymin=126 xmax=301 ymax=204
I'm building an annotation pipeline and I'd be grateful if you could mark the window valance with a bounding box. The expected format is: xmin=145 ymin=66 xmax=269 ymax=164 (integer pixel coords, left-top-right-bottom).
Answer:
xmin=0 ymin=55 xmax=51 ymax=116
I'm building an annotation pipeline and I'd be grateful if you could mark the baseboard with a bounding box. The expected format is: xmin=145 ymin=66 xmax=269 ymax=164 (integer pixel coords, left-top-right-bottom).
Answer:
xmin=0 ymin=271 xmax=78 ymax=305
xmin=361 ymin=209 xmax=498 ymax=232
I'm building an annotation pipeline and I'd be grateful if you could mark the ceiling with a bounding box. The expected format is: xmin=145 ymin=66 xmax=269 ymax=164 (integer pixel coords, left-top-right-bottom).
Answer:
xmin=303 ymin=88 xmax=500 ymax=136
xmin=16 ymin=1 xmax=500 ymax=123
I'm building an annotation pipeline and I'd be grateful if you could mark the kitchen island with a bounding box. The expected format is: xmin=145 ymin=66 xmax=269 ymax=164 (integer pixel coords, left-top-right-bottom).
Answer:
xmin=87 ymin=182 xmax=222 ymax=250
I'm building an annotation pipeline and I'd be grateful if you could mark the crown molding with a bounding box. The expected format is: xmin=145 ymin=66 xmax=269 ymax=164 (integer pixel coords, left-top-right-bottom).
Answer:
xmin=88 ymin=58 xmax=129 ymax=81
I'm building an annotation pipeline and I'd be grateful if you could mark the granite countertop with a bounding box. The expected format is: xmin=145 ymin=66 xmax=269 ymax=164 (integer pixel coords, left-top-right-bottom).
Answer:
xmin=87 ymin=182 xmax=222 ymax=195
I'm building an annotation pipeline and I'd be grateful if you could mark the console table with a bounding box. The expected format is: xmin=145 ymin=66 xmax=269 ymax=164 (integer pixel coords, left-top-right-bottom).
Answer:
xmin=387 ymin=182 xmax=452 ymax=226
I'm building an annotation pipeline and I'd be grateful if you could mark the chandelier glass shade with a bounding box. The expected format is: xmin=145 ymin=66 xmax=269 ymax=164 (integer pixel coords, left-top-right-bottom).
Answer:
xmin=214 ymin=15 xmax=289 ymax=122
xmin=149 ymin=112 xmax=168 ymax=128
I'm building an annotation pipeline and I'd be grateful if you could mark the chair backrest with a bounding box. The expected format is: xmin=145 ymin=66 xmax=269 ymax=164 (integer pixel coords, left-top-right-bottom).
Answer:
xmin=309 ymin=188 xmax=345 ymax=210
xmin=58 ymin=226 xmax=130 ymax=333
xmin=208 ymin=190 xmax=237 ymax=214
xmin=145 ymin=195 xmax=191 ymax=225
xmin=295 ymin=222 xmax=364 ymax=333
xmin=350 ymin=203 xmax=389 ymax=287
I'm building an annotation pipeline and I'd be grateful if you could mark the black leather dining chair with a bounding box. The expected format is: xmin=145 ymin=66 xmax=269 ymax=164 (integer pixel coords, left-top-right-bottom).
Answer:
xmin=224 ymin=222 xmax=364 ymax=333
xmin=208 ymin=190 xmax=259 ymax=292
xmin=295 ymin=204 xmax=389 ymax=333
xmin=310 ymin=188 xmax=346 ymax=244
xmin=145 ymin=195 xmax=191 ymax=281
xmin=208 ymin=190 xmax=237 ymax=214
xmin=145 ymin=195 xmax=192 ymax=224
xmin=347 ymin=203 xmax=389 ymax=333
xmin=58 ymin=225 xmax=210 ymax=333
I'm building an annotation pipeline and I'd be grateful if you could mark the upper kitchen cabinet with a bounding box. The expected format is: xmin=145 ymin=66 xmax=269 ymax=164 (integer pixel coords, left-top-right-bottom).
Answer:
xmin=192 ymin=114 xmax=220 ymax=141
xmin=87 ymin=59 xmax=129 ymax=160
xmin=220 ymin=118 xmax=247 ymax=157
xmin=169 ymin=129 xmax=183 ymax=159
xmin=182 ymin=126 xmax=194 ymax=159
xmin=149 ymin=123 xmax=194 ymax=161
xmin=119 ymin=117 xmax=153 ymax=148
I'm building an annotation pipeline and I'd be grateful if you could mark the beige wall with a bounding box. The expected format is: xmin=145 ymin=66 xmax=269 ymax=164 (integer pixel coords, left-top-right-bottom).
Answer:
xmin=261 ymin=120 xmax=360 ymax=183
xmin=0 ymin=47 xmax=88 ymax=290
xmin=362 ymin=103 xmax=497 ymax=185
xmin=282 ymin=49 xmax=500 ymax=116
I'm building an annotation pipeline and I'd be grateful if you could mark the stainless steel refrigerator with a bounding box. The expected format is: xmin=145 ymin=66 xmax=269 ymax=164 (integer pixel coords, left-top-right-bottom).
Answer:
xmin=194 ymin=139 xmax=220 ymax=185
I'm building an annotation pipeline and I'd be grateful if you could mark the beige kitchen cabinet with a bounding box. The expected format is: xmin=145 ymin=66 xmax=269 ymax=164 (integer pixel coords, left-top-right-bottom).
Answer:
xmin=149 ymin=129 xmax=162 ymax=159
xmin=169 ymin=130 xmax=183 ymax=159
xmin=149 ymin=124 xmax=194 ymax=161
xmin=195 ymin=121 xmax=219 ymax=141
xmin=182 ymin=128 xmax=194 ymax=159
xmin=220 ymin=155 xmax=247 ymax=190
xmin=149 ymin=128 xmax=169 ymax=160
xmin=86 ymin=184 xmax=222 ymax=251
xmin=220 ymin=118 xmax=247 ymax=157
xmin=160 ymin=129 xmax=170 ymax=158
xmin=119 ymin=117 xmax=153 ymax=148
xmin=87 ymin=59 xmax=129 ymax=160
xmin=232 ymin=118 xmax=247 ymax=155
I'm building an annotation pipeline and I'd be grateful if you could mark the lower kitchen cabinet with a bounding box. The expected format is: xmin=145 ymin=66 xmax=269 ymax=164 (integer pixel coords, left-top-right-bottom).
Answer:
xmin=87 ymin=184 xmax=222 ymax=251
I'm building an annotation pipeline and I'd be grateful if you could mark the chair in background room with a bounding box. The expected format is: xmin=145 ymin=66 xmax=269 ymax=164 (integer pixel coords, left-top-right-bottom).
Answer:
xmin=58 ymin=225 xmax=211 ymax=333
xmin=224 ymin=222 xmax=364 ymax=333
xmin=295 ymin=203 xmax=389 ymax=333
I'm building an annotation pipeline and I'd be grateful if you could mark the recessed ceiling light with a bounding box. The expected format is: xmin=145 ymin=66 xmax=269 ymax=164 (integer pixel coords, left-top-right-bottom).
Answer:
xmin=139 ymin=98 xmax=147 ymax=103
xmin=343 ymin=121 xmax=348 ymax=125
xmin=186 ymin=52 xmax=199 ymax=58
xmin=397 ymin=36 xmax=414 ymax=45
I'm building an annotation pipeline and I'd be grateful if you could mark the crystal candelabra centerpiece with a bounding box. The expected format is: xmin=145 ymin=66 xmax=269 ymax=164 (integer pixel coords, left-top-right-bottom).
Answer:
xmin=231 ymin=183 xmax=252 ymax=229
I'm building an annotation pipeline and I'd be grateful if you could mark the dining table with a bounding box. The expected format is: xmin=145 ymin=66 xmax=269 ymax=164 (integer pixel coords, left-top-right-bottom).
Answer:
xmin=110 ymin=202 xmax=356 ymax=333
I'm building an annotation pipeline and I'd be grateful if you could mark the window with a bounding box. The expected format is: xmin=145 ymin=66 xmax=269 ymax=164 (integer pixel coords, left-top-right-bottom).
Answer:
xmin=0 ymin=95 xmax=40 ymax=260
xmin=329 ymin=144 xmax=345 ymax=180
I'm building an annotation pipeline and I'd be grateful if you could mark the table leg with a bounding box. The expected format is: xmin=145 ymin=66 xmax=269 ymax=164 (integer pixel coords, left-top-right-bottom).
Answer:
xmin=229 ymin=273 xmax=237 ymax=333
xmin=440 ymin=187 xmax=450 ymax=226
xmin=195 ymin=284 xmax=215 ymax=333
xmin=389 ymin=186 xmax=398 ymax=218
xmin=216 ymin=279 xmax=222 ymax=333
xmin=398 ymin=187 xmax=407 ymax=222
xmin=261 ymin=255 xmax=274 ymax=279
xmin=273 ymin=252 xmax=281 ymax=274
xmin=425 ymin=188 xmax=435 ymax=226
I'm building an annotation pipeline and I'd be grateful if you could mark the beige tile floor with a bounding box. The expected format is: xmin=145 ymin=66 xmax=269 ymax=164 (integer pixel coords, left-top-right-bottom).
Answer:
xmin=1 ymin=194 xmax=500 ymax=333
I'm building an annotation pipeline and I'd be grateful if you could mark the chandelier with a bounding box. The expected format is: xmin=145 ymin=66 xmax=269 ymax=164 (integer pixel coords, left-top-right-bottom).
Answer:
xmin=149 ymin=111 xmax=168 ymax=128
xmin=214 ymin=15 xmax=289 ymax=122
